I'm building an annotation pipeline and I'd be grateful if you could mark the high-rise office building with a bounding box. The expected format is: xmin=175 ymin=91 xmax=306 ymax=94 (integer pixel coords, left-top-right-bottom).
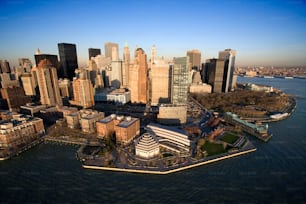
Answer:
xmin=0 ymin=60 xmax=11 ymax=73
xmin=34 ymin=54 xmax=59 ymax=71
xmin=219 ymin=49 xmax=236 ymax=92
xmin=205 ymin=58 xmax=225 ymax=93
xmin=0 ymin=86 xmax=31 ymax=112
xmin=35 ymin=59 xmax=62 ymax=106
xmin=58 ymin=43 xmax=78 ymax=80
xmin=88 ymin=48 xmax=101 ymax=59
xmin=123 ymin=43 xmax=130 ymax=63
xmin=18 ymin=58 xmax=32 ymax=73
xmin=58 ymin=78 xmax=72 ymax=98
xmin=129 ymin=48 xmax=148 ymax=103
xmin=171 ymin=57 xmax=189 ymax=104
xmin=150 ymin=64 xmax=171 ymax=105
xmin=0 ymin=73 xmax=20 ymax=88
xmin=111 ymin=60 xmax=123 ymax=88
xmin=70 ymin=69 xmax=94 ymax=108
xmin=187 ymin=50 xmax=201 ymax=70
xmin=21 ymin=73 xmax=36 ymax=96
xmin=104 ymin=42 xmax=119 ymax=60
xmin=156 ymin=57 xmax=189 ymax=125
xmin=122 ymin=43 xmax=130 ymax=87
xmin=151 ymin=45 xmax=156 ymax=67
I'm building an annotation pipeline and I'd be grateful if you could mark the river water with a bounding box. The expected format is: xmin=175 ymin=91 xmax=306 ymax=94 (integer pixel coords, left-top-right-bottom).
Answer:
xmin=0 ymin=77 xmax=305 ymax=203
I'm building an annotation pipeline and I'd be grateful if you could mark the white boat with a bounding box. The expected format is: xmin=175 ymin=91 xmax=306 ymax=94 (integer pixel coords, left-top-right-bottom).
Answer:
xmin=270 ymin=113 xmax=289 ymax=119
xmin=263 ymin=76 xmax=274 ymax=78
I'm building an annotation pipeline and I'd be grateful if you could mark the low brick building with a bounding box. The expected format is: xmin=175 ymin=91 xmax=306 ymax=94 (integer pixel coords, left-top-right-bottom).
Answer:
xmin=96 ymin=114 xmax=140 ymax=145
xmin=115 ymin=116 xmax=140 ymax=145
xmin=0 ymin=114 xmax=45 ymax=149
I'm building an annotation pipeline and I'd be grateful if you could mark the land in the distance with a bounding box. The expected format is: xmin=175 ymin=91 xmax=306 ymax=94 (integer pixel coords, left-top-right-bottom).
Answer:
xmin=191 ymin=84 xmax=296 ymax=122
xmin=237 ymin=66 xmax=306 ymax=78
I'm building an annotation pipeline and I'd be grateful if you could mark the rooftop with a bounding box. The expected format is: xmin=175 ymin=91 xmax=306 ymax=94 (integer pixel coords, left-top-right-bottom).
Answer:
xmin=146 ymin=123 xmax=187 ymax=135
xmin=226 ymin=112 xmax=267 ymax=132
xmin=97 ymin=114 xmax=116 ymax=123
xmin=117 ymin=117 xmax=138 ymax=128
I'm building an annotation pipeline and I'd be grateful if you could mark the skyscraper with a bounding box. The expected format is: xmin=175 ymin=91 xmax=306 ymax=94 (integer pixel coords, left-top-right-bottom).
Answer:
xmin=219 ymin=49 xmax=236 ymax=92
xmin=18 ymin=58 xmax=32 ymax=73
xmin=205 ymin=58 xmax=225 ymax=93
xmin=150 ymin=64 xmax=171 ymax=105
xmin=171 ymin=57 xmax=189 ymax=104
xmin=151 ymin=45 xmax=156 ymax=67
xmin=123 ymin=43 xmax=130 ymax=63
xmin=104 ymin=42 xmax=119 ymax=60
xmin=88 ymin=48 xmax=101 ymax=59
xmin=35 ymin=59 xmax=62 ymax=106
xmin=122 ymin=43 xmax=130 ymax=87
xmin=110 ymin=60 xmax=123 ymax=88
xmin=187 ymin=50 xmax=201 ymax=70
xmin=58 ymin=43 xmax=78 ymax=80
xmin=70 ymin=69 xmax=95 ymax=108
xmin=0 ymin=87 xmax=31 ymax=112
xmin=0 ymin=60 xmax=11 ymax=73
xmin=21 ymin=73 xmax=36 ymax=96
xmin=34 ymin=54 xmax=59 ymax=69
xmin=129 ymin=48 xmax=148 ymax=103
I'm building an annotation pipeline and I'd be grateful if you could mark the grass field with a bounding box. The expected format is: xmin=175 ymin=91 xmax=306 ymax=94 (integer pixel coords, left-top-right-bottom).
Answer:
xmin=201 ymin=141 xmax=227 ymax=156
xmin=220 ymin=132 xmax=239 ymax=144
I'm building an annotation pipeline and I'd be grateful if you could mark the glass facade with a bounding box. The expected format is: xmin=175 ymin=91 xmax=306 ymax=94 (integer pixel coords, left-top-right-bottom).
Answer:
xmin=172 ymin=57 xmax=189 ymax=104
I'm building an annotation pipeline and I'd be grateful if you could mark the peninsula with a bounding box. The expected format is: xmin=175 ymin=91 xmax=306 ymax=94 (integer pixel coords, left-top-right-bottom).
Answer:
xmin=1 ymin=81 xmax=296 ymax=175
xmin=43 ymin=85 xmax=295 ymax=174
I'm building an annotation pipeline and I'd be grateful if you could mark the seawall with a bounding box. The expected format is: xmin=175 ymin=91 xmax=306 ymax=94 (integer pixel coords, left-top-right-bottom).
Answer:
xmin=83 ymin=148 xmax=256 ymax=175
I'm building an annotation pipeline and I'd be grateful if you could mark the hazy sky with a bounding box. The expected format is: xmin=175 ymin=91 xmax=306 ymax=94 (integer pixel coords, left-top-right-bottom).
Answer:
xmin=1 ymin=0 xmax=306 ymax=67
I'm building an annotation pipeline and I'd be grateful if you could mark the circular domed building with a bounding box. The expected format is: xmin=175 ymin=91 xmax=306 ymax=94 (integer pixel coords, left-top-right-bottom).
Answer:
xmin=135 ymin=133 xmax=159 ymax=159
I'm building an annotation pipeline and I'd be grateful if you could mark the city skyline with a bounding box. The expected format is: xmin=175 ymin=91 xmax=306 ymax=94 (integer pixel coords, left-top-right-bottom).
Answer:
xmin=1 ymin=0 xmax=306 ymax=67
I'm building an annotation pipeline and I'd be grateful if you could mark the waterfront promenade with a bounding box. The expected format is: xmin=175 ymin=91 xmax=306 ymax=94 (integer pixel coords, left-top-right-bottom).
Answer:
xmin=82 ymin=141 xmax=256 ymax=175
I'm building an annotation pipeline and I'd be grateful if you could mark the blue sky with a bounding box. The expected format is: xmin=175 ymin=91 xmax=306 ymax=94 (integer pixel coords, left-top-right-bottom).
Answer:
xmin=1 ymin=0 xmax=306 ymax=67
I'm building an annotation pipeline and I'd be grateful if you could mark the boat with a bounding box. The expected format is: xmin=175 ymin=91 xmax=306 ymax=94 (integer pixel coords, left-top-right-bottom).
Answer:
xmin=270 ymin=113 xmax=289 ymax=119
xmin=274 ymin=75 xmax=285 ymax=79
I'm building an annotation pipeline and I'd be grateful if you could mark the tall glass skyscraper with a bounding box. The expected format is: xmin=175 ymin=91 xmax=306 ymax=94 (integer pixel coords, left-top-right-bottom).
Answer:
xmin=58 ymin=43 xmax=78 ymax=80
xmin=219 ymin=49 xmax=236 ymax=92
xmin=171 ymin=57 xmax=189 ymax=104
xmin=104 ymin=42 xmax=119 ymax=61
xmin=205 ymin=58 xmax=225 ymax=93
xmin=88 ymin=48 xmax=101 ymax=59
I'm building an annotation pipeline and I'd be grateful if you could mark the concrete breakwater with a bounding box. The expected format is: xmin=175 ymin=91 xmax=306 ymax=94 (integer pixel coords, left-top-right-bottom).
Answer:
xmin=82 ymin=148 xmax=257 ymax=175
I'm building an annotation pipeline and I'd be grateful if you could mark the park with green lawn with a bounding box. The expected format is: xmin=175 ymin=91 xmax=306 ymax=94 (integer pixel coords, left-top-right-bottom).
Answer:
xmin=220 ymin=132 xmax=240 ymax=145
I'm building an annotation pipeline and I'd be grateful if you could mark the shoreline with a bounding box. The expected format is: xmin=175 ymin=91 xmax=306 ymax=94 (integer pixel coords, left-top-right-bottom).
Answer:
xmin=0 ymin=137 xmax=44 ymax=161
xmin=243 ymin=95 xmax=297 ymax=123
xmin=1 ymin=136 xmax=257 ymax=175
xmin=82 ymin=145 xmax=257 ymax=175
